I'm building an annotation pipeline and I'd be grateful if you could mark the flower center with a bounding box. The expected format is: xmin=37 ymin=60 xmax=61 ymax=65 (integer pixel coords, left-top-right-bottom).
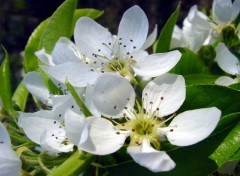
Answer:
xmin=106 ymin=58 xmax=126 ymax=73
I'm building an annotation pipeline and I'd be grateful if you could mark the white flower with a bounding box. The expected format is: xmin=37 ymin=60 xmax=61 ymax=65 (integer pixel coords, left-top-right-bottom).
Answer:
xmin=36 ymin=6 xmax=181 ymax=87
xmin=171 ymin=5 xmax=215 ymax=52
xmin=171 ymin=0 xmax=240 ymax=52
xmin=74 ymin=73 xmax=221 ymax=172
xmin=215 ymin=43 xmax=240 ymax=86
xmin=0 ymin=122 xmax=21 ymax=176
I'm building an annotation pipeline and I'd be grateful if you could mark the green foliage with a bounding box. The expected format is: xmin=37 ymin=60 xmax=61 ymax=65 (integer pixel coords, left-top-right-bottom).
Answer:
xmin=0 ymin=48 xmax=17 ymax=118
xmin=184 ymin=74 xmax=218 ymax=86
xmin=12 ymin=80 xmax=29 ymax=111
xmin=154 ymin=3 xmax=180 ymax=53
xmin=180 ymin=85 xmax=240 ymax=116
xmin=210 ymin=123 xmax=240 ymax=167
xmin=170 ymin=48 xmax=209 ymax=75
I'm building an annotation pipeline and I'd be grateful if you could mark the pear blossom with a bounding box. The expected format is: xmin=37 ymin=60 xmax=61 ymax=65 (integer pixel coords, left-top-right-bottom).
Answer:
xmin=41 ymin=5 xmax=181 ymax=87
xmin=215 ymin=43 xmax=240 ymax=86
xmin=0 ymin=122 xmax=21 ymax=176
xmin=171 ymin=0 xmax=240 ymax=52
xmin=68 ymin=73 xmax=221 ymax=172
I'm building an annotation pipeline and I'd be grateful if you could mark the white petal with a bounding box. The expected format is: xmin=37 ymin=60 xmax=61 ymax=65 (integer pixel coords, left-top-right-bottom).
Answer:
xmin=74 ymin=17 xmax=114 ymax=61
xmin=64 ymin=109 xmax=85 ymax=145
xmin=92 ymin=73 xmax=135 ymax=118
xmin=18 ymin=111 xmax=61 ymax=144
xmin=215 ymin=43 xmax=240 ymax=75
xmin=132 ymin=51 xmax=181 ymax=77
xmin=52 ymin=37 xmax=82 ymax=65
xmin=40 ymin=129 xmax=74 ymax=153
xmin=79 ymin=117 xmax=127 ymax=155
xmin=0 ymin=144 xmax=21 ymax=176
xmin=170 ymin=25 xmax=187 ymax=49
xmin=41 ymin=62 xmax=101 ymax=87
xmin=215 ymin=76 xmax=237 ymax=86
xmin=141 ymin=24 xmax=158 ymax=50
xmin=85 ymin=84 xmax=101 ymax=118
xmin=232 ymin=0 xmax=240 ymax=21
xmin=118 ymin=5 xmax=148 ymax=53
xmin=143 ymin=73 xmax=186 ymax=117
xmin=35 ymin=48 xmax=54 ymax=66
xmin=51 ymin=94 xmax=81 ymax=120
xmin=24 ymin=71 xmax=52 ymax=106
xmin=161 ymin=107 xmax=221 ymax=146
xmin=213 ymin=0 xmax=233 ymax=24
xmin=185 ymin=5 xmax=213 ymax=30
xmin=0 ymin=122 xmax=11 ymax=146
xmin=127 ymin=139 xmax=175 ymax=172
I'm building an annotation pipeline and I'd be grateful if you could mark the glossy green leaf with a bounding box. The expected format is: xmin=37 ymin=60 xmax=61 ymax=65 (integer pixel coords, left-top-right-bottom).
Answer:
xmin=170 ymin=48 xmax=209 ymax=75
xmin=180 ymin=85 xmax=240 ymax=116
xmin=65 ymin=80 xmax=92 ymax=117
xmin=12 ymin=80 xmax=29 ymax=111
xmin=24 ymin=19 xmax=48 ymax=73
xmin=184 ymin=74 xmax=218 ymax=86
xmin=38 ymin=0 xmax=78 ymax=53
xmin=49 ymin=151 xmax=94 ymax=176
xmin=229 ymin=83 xmax=240 ymax=90
xmin=154 ymin=3 xmax=180 ymax=53
xmin=210 ymin=123 xmax=240 ymax=167
xmin=71 ymin=8 xmax=103 ymax=34
xmin=0 ymin=48 xmax=17 ymax=118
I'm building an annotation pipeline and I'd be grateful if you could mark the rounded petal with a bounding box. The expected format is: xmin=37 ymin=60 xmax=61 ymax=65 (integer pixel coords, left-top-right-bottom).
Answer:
xmin=35 ymin=48 xmax=54 ymax=66
xmin=74 ymin=17 xmax=113 ymax=61
xmin=215 ymin=43 xmax=240 ymax=75
xmin=232 ymin=0 xmax=240 ymax=21
xmin=64 ymin=109 xmax=86 ymax=145
xmin=85 ymin=84 xmax=101 ymax=118
xmin=24 ymin=71 xmax=52 ymax=106
xmin=215 ymin=76 xmax=237 ymax=86
xmin=0 ymin=144 xmax=21 ymax=176
xmin=143 ymin=73 xmax=186 ymax=117
xmin=117 ymin=5 xmax=148 ymax=53
xmin=52 ymin=37 xmax=82 ymax=65
xmin=127 ymin=139 xmax=175 ymax=172
xmin=40 ymin=129 xmax=74 ymax=153
xmin=78 ymin=117 xmax=127 ymax=155
xmin=41 ymin=62 xmax=101 ymax=87
xmin=18 ymin=111 xmax=62 ymax=144
xmin=141 ymin=24 xmax=158 ymax=50
xmin=0 ymin=122 xmax=11 ymax=146
xmin=162 ymin=107 xmax=221 ymax=146
xmin=92 ymin=73 xmax=135 ymax=118
xmin=213 ymin=0 xmax=233 ymax=24
xmin=132 ymin=51 xmax=181 ymax=77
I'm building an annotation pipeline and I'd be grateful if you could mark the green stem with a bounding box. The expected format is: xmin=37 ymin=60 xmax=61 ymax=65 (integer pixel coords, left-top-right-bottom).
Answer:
xmin=48 ymin=150 xmax=94 ymax=176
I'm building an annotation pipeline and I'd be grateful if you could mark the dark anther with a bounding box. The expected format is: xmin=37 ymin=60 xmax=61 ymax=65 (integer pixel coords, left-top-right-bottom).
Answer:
xmin=123 ymin=45 xmax=126 ymax=47
xmin=54 ymin=121 xmax=56 ymax=124
xmin=170 ymin=129 xmax=174 ymax=132
xmin=72 ymin=105 xmax=74 ymax=108
xmin=116 ymin=132 xmax=120 ymax=135
xmin=161 ymin=97 xmax=164 ymax=100
xmin=130 ymin=39 xmax=133 ymax=42
xmin=133 ymin=46 xmax=136 ymax=49
xmin=114 ymin=105 xmax=117 ymax=109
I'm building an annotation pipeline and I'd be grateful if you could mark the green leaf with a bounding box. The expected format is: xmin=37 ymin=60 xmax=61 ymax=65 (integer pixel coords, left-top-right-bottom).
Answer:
xmin=49 ymin=150 xmax=94 ymax=176
xmin=170 ymin=48 xmax=209 ymax=75
xmin=229 ymin=148 xmax=240 ymax=160
xmin=24 ymin=19 xmax=48 ymax=73
xmin=0 ymin=48 xmax=17 ymax=118
xmin=180 ymin=85 xmax=240 ymax=116
xmin=65 ymin=80 xmax=92 ymax=117
xmin=154 ymin=3 xmax=180 ymax=53
xmin=38 ymin=0 xmax=78 ymax=53
xmin=210 ymin=123 xmax=240 ymax=167
xmin=71 ymin=8 xmax=103 ymax=34
xmin=12 ymin=80 xmax=29 ymax=111
xmin=229 ymin=83 xmax=240 ymax=90
xmin=184 ymin=74 xmax=218 ymax=86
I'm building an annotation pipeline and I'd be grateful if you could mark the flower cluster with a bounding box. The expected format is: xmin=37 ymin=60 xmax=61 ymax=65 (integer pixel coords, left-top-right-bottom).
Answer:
xmin=0 ymin=1 xmax=239 ymax=175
